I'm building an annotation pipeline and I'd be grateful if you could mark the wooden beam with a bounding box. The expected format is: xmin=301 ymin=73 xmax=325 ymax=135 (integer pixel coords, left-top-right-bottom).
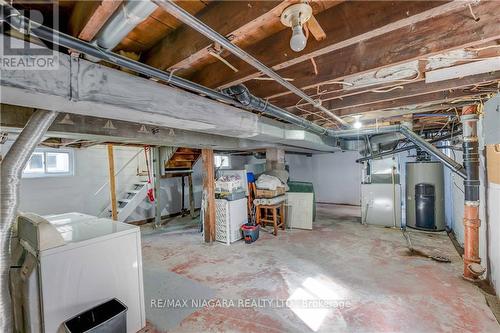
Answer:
xmin=243 ymin=1 xmax=500 ymax=99
xmin=107 ymin=144 xmax=118 ymax=221
xmin=296 ymin=71 xmax=500 ymax=114
xmin=294 ymin=90 xmax=489 ymax=122
xmin=269 ymin=40 xmax=500 ymax=107
xmin=153 ymin=147 xmax=162 ymax=227
xmin=202 ymin=148 xmax=215 ymax=243
xmin=144 ymin=1 xmax=342 ymax=75
xmin=69 ymin=0 xmax=123 ymax=41
xmin=144 ymin=1 xmax=287 ymax=73
xmin=337 ymin=90 xmax=487 ymax=117
xmin=190 ymin=1 xmax=463 ymax=89
xmin=188 ymin=173 xmax=195 ymax=218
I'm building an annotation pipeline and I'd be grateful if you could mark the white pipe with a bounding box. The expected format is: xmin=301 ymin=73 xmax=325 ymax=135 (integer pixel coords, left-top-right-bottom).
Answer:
xmin=0 ymin=110 xmax=58 ymax=333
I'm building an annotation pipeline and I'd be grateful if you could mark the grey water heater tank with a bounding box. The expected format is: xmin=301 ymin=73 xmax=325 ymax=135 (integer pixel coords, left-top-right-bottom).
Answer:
xmin=406 ymin=161 xmax=445 ymax=231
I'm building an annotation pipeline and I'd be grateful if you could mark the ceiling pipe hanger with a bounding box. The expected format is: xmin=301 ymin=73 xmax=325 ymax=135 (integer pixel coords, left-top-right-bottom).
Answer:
xmin=151 ymin=0 xmax=350 ymax=128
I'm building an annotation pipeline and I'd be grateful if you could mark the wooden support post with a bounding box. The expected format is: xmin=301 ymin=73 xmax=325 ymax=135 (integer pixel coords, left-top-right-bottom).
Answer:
xmin=181 ymin=175 xmax=185 ymax=211
xmin=153 ymin=147 xmax=162 ymax=228
xmin=107 ymin=144 xmax=118 ymax=221
xmin=188 ymin=173 xmax=195 ymax=218
xmin=202 ymin=149 xmax=215 ymax=242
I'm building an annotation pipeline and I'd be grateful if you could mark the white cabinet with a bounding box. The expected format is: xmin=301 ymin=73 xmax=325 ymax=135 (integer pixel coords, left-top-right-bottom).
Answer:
xmin=215 ymin=198 xmax=248 ymax=244
xmin=285 ymin=192 xmax=314 ymax=230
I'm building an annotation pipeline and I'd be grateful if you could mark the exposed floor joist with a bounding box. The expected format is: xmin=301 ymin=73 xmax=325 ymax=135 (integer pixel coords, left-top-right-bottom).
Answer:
xmin=293 ymin=71 xmax=500 ymax=116
xmin=144 ymin=1 xmax=343 ymax=76
xmin=69 ymin=0 xmax=123 ymax=41
xmin=116 ymin=1 xmax=210 ymax=53
xmin=244 ymin=1 xmax=500 ymax=101
xmin=190 ymin=1 xmax=468 ymax=89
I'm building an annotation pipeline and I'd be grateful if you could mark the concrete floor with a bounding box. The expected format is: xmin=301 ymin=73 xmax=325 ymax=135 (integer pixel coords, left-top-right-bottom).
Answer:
xmin=139 ymin=204 xmax=499 ymax=333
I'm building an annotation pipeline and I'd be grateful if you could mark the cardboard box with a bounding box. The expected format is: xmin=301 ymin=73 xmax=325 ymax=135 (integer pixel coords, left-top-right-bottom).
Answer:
xmin=486 ymin=144 xmax=500 ymax=185
xmin=255 ymin=187 xmax=286 ymax=198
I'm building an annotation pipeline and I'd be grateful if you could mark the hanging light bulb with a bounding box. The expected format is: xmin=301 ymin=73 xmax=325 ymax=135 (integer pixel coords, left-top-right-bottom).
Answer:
xmin=353 ymin=115 xmax=363 ymax=129
xmin=281 ymin=3 xmax=313 ymax=53
xmin=290 ymin=23 xmax=307 ymax=52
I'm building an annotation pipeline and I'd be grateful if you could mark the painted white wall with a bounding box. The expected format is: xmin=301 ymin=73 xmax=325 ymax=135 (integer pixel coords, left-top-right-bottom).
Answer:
xmin=286 ymin=151 xmax=362 ymax=205
xmin=0 ymin=143 xmax=204 ymax=221
xmin=286 ymin=154 xmax=313 ymax=182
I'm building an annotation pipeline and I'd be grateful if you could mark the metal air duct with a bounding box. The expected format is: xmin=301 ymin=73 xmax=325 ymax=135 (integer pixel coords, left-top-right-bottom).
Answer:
xmin=0 ymin=110 xmax=58 ymax=333
xmin=94 ymin=1 xmax=158 ymax=49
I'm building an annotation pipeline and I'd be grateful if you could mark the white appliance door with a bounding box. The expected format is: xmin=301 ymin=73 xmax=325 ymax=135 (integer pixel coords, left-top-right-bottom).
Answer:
xmin=286 ymin=193 xmax=313 ymax=230
xmin=361 ymin=184 xmax=401 ymax=227
xmin=40 ymin=231 xmax=145 ymax=333
xmin=228 ymin=198 xmax=247 ymax=242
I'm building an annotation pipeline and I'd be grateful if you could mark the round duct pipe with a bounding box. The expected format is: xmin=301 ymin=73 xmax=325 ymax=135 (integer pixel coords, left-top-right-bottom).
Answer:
xmin=0 ymin=110 xmax=58 ymax=333
xmin=94 ymin=1 xmax=158 ymax=49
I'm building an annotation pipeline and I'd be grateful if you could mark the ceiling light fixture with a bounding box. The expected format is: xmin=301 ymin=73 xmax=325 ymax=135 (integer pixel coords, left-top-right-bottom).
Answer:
xmin=280 ymin=3 xmax=313 ymax=52
xmin=353 ymin=115 xmax=363 ymax=129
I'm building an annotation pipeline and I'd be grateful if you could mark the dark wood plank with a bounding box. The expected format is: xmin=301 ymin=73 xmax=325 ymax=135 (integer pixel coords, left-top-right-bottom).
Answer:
xmin=144 ymin=1 xmax=343 ymax=76
xmin=69 ymin=0 xmax=123 ymax=41
xmin=117 ymin=1 xmax=209 ymax=52
xmin=190 ymin=1 xmax=460 ymax=89
xmin=144 ymin=1 xmax=287 ymax=71
xmin=295 ymin=71 xmax=500 ymax=114
xmin=243 ymin=1 xmax=500 ymax=99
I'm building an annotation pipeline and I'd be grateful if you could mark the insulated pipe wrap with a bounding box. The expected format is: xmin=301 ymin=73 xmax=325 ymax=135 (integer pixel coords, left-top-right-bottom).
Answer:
xmin=0 ymin=110 xmax=58 ymax=333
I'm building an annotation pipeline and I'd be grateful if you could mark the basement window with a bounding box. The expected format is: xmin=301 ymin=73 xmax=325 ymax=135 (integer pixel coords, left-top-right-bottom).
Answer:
xmin=23 ymin=149 xmax=74 ymax=178
xmin=214 ymin=155 xmax=230 ymax=169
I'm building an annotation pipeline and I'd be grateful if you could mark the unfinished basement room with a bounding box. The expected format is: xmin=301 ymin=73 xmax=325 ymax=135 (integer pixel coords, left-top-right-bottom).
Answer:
xmin=1 ymin=0 xmax=500 ymax=332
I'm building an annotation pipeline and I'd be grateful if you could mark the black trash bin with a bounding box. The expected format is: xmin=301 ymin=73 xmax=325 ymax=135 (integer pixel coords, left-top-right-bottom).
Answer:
xmin=415 ymin=183 xmax=436 ymax=230
xmin=64 ymin=298 xmax=127 ymax=333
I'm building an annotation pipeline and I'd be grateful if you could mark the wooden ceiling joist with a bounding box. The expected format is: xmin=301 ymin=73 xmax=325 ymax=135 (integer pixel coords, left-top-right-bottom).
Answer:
xmin=117 ymin=2 xmax=209 ymax=53
xmin=69 ymin=0 xmax=123 ymax=41
xmin=243 ymin=1 xmax=500 ymax=100
xmin=337 ymin=89 xmax=490 ymax=117
xmin=295 ymin=71 xmax=500 ymax=114
xmin=189 ymin=0 xmax=466 ymax=89
xmin=144 ymin=1 xmax=288 ymax=72
xmin=144 ymin=1 xmax=343 ymax=76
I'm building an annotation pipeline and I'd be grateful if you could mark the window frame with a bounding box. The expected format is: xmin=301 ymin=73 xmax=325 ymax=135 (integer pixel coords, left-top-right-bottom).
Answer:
xmin=214 ymin=154 xmax=231 ymax=169
xmin=22 ymin=148 xmax=75 ymax=178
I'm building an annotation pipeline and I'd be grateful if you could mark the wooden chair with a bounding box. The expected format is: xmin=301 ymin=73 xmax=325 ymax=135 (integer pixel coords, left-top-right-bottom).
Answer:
xmin=255 ymin=202 xmax=285 ymax=236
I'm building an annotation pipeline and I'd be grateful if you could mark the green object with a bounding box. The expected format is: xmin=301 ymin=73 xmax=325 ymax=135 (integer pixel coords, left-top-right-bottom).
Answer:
xmin=287 ymin=181 xmax=316 ymax=221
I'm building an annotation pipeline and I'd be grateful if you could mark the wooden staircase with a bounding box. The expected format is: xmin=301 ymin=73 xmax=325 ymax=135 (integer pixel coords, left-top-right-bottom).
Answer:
xmin=165 ymin=147 xmax=201 ymax=171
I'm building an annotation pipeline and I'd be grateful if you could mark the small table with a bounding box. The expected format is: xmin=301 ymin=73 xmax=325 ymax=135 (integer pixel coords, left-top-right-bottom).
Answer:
xmin=255 ymin=202 xmax=285 ymax=236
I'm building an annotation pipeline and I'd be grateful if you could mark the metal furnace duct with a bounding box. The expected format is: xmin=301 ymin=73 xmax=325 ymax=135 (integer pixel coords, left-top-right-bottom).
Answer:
xmin=0 ymin=110 xmax=58 ymax=333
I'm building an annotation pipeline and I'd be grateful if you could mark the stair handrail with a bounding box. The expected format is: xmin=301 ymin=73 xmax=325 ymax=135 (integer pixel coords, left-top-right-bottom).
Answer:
xmin=94 ymin=148 xmax=144 ymax=196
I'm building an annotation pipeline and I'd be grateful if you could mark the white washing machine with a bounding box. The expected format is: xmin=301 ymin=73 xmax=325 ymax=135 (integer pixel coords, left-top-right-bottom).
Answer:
xmin=11 ymin=212 xmax=145 ymax=333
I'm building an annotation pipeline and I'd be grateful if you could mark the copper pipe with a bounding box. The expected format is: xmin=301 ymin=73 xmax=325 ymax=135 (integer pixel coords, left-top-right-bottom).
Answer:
xmin=461 ymin=105 xmax=484 ymax=281
xmin=463 ymin=204 xmax=481 ymax=280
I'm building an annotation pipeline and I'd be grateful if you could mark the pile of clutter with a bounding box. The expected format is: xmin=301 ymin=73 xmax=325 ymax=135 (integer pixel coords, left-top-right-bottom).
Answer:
xmin=253 ymin=174 xmax=287 ymax=206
